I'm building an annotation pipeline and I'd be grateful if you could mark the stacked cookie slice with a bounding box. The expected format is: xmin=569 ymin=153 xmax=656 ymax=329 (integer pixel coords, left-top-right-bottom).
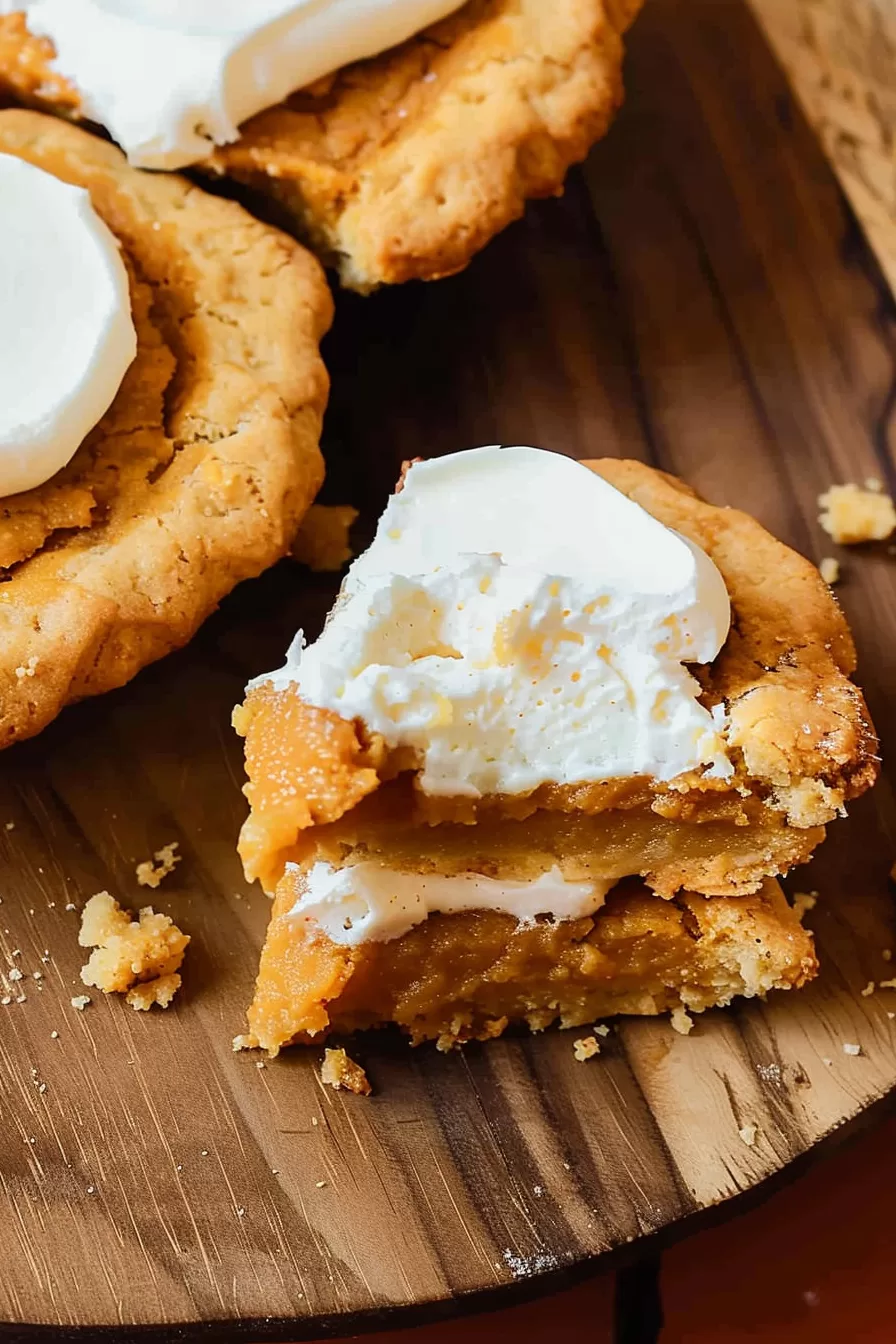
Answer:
xmin=233 ymin=449 xmax=877 ymax=1052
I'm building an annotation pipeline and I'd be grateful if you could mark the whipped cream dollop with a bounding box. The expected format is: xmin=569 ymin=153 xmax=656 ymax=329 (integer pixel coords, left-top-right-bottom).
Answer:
xmin=6 ymin=0 xmax=465 ymax=169
xmin=264 ymin=446 xmax=733 ymax=797
xmin=0 ymin=155 xmax=137 ymax=497
xmin=287 ymin=861 xmax=612 ymax=946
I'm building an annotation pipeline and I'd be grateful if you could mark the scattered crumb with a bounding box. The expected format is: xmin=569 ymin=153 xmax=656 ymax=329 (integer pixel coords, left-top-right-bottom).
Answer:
xmin=291 ymin=504 xmax=359 ymax=572
xmin=255 ymin=1060 xmax=266 ymax=1070
xmin=65 ymin=902 xmax=76 ymax=912
xmin=236 ymin=1206 xmax=245 ymax=1218
xmin=78 ymin=891 xmax=188 ymax=1011
xmin=822 ymin=1057 xmax=833 ymax=1066
xmin=889 ymin=1013 xmax=895 ymax=1021
xmin=311 ymin=1117 xmax=319 ymax=1127
xmin=861 ymin=981 xmax=875 ymax=997
xmin=50 ymin=1031 xmax=58 ymax=1039
xmin=818 ymin=557 xmax=840 ymax=585
xmin=320 ymin=1046 xmax=372 ymax=1096
xmin=818 ymin=482 xmax=896 ymax=544
xmin=842 ymin=1042 xmax=862 ymax=1056
xmin=884 ymin=949 xmax=892 ymax=962
xmin=670 ymin=1005 xmax=694 ymax=1036
xmin=573 ymin=1035 xmax=600 ymax=1061
xmin=738 ymin=1124 xmax=758 ymax=1147
xmin=7 ymin=967 xmax=22 ymax=982
xmin=14 ymin=656 xmax=39 ymax=680
xmin=791 ymin=891 xmax=818 ymax=921
xmin=86 ymin=1185 xmax=95 ymax=1195
xmin=595 ymin=1024 xmax=610 ymax=1037
xmin=315 ymin=1180 xmax=327 ymax=1188
xmin=136 ymin=842 xmax=181 ymax=890
xmin=201 ymin=1149 xmax=209 ymax=1156
xmin=4 ymin=822 xmax=13 ymax=832
xmin=879 ymin=978 xmax=896 ymax=990
xmin=70 ymin=995 xmax=91 ymax=1010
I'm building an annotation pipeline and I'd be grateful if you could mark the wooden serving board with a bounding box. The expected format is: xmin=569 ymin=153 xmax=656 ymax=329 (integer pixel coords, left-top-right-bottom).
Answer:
xmin=1 ymin=0 xmax=895 ymax=1337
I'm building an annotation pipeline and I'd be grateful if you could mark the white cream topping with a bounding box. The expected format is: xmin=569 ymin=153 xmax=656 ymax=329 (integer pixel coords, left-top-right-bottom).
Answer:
xmin=288 ymin=861 xmax=612 ymax=946
xmin=0 ymin=155 xmax=137 ymax=497
xmin=6 ymin=0 xmax=465 ymax=169
xmin=262 ymin=446 xmax=733 ymax=797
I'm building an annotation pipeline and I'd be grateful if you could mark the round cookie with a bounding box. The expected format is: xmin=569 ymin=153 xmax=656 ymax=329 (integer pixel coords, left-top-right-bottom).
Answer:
xmin=0 ymin=0 xmax=642 ymax=290
xmin=0 ymin=109 xmax=331 ymax=748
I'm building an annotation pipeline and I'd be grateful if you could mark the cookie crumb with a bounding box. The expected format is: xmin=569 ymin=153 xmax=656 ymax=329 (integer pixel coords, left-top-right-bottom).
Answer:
xmin=818 ymin=557 xmax=840 ymax=585
xmin=315 ymin=1180 xmax=327 ymax=1188
xmin=7 ymin=967 xmax=22 ymax=982
xmin=878 ymin=978 xmax=896 ymax=990
xmin=861 ymin=981 xmax=875 ymax=997
xmin=670 ymin=1005 xmax=694 ymax=1036
xmin=738 ymin=1124 xmax=757 ymax=1147
xmin=595 ymin=1023 xmax=610 ymax=1037
xmin=320 ymin=1046 xmax=372 ymax=1096
xmin=292 ymin=504 xmax=358 ymax=572
xmin=78 ymin=891 xmax=188 ymax=1011
xmin=14 ymin=657 xmax=39 ymax=680
xmin=842 ymin=1042 xmax=862 ymax=1056
xmin=883 ymin=949 xmax=892 ymax=962
xmin=70 ymin=995 xmax=91 ymax=1010
xmin=136 ymin=842 xmax=180 ymax=889
xmin=573 ymin=1035 xmax=600 ymax=1061
xmin=792 ymin=891 xmax=818 ymax=920
xmin=818 ymin=482 xmax=896 ymax=544
xmin=50 ymin=1031 xmax=58 ymax=1039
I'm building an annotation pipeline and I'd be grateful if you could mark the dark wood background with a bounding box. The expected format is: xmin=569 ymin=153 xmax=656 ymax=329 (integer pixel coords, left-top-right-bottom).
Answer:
xmin=0 ymin=0 xmax=894 ymax=1337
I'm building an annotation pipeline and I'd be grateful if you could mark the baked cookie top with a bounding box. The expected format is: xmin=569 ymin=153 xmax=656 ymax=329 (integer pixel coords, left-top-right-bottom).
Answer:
xmin=234 ymin=456 xmax=878 ymax=888
xmin=0 ymin=108 xmax=332 ymax=747
xmin=210 ymin=0 xmax=643 ymax=288
xmin=0 ymin=0 xmax=643 ymax=290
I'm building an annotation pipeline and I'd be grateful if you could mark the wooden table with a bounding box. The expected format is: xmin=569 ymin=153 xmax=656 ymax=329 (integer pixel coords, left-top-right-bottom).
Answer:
xmin=2 ymin=1 xmax=896 ymax=1340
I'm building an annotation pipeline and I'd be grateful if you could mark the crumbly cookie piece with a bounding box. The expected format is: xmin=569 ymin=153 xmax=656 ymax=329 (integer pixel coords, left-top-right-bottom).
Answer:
xmin=320 ymin=1046 xmax=372 ymax=1095
xmin=0 ymin=1 xmax=642 ymax=290
xmin=0 ymin=110 xmax=331 ymax=748
xmin=136 ymin=842 xmax=180 ymax=889
xmin=78 ymin=891 xmax=189 ymax=1011
xmin=818 ymin=482 xmax=896 ymax=544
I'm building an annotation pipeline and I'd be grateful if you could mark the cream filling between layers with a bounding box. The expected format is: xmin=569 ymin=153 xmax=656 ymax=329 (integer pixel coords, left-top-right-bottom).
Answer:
xmin=286 ymin=861 xmax=612 ymax=946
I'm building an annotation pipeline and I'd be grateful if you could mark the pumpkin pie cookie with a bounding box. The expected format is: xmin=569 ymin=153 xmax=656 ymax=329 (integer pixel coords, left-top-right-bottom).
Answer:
xmin=0 ymin=108 xmax=331 ymax=748
xmin=231 ymin=448 xmax=876 ymax=1053
xmin=0 ymin=0 xmax=643 ymax=290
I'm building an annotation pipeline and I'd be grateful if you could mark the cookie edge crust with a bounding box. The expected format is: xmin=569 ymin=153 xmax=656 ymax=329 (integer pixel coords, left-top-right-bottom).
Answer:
xmin=0 ymin=108 xmax=333 ymax=748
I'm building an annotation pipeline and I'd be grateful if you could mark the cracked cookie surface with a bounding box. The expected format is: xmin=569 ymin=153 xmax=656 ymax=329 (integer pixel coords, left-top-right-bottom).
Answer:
xmin=0 ymin=0 xmax=642 ymax=290
xmin=0 ymin=109 xmax=331 ymax=747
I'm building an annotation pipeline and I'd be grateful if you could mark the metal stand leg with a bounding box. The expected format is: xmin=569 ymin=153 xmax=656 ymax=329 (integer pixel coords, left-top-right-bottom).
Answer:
xmin=613 ymin=1253 xmax=664 ymax=1344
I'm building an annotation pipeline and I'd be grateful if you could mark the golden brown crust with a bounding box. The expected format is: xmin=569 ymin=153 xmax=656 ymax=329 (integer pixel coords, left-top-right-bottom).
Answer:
xmin=589 ymin=459 xmax=879 ymax=816
xmin=0 ymin=1 xmax=642 ymax=290
xmin=0 ymin=109 xmax=332 ymax=747
xmin=234 ymin=457 xmax=878 ymax=892
xmin=242 ymin=876 xmax=817 ymax=1053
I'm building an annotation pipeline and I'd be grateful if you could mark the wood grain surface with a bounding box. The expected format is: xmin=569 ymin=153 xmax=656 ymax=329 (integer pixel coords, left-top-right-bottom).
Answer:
xmin=1 ymin=0 xmax=895 ymax=1337
xmin=748 ymin=0 xmax=896 ymax=296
